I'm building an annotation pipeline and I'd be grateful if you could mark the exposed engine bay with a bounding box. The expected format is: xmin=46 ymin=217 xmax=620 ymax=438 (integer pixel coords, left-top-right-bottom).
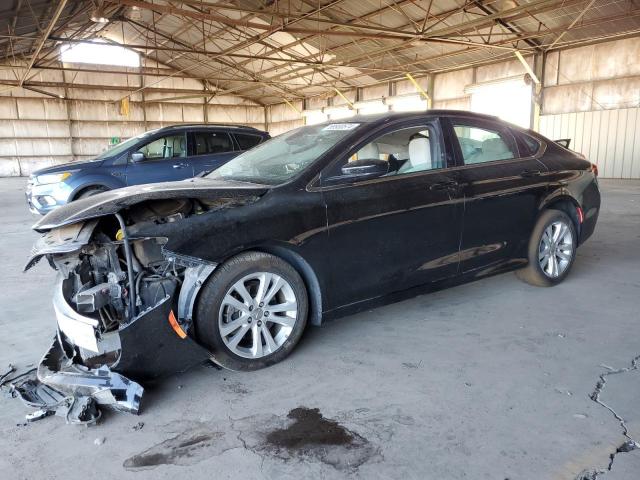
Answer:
xmin=9 ymin=196 xmax=257 ymax=424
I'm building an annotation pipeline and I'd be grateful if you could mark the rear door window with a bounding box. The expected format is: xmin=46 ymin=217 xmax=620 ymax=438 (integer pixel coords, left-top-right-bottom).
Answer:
xmin=234 ymin=133 xmax=263 ymax=150
xmin=452 ymin=123 xmax=517 ymax=165
xmin=193 ymin=131 xmax=234 ymax=155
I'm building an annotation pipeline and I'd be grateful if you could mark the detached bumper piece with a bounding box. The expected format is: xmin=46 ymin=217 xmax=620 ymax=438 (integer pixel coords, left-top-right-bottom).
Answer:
xmin=6 ymin=282 xmax=212 ymax=425
xmin=10 ymin=338 xmax=143 ymax=425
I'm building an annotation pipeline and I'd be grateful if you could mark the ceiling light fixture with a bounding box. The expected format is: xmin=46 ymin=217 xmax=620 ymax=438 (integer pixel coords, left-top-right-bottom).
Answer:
xmin=90 ymin=2 xmax=109 ymax=23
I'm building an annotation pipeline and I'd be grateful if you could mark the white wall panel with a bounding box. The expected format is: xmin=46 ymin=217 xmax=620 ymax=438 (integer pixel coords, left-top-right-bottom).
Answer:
xmin=269 ymin=119 xmax=303 ymax=137
xmin=182 ymin=104 xmax=205 ymax=122
xmin=539 ymin=107 xmax=640 ymax=178
xmin=16 ymin=98 xmax=45 ymax=119
xmin=0 ymin=139 xmax=17 ymax=156
xmin=0 ymin=98 xmax=17 ymax=118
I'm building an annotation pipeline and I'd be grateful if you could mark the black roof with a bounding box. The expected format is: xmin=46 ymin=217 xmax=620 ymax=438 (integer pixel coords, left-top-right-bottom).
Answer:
xmin=325 ymin=110 xmax=500 ymax=125
xmin=156 ymin=124 xmax=267 ymax=133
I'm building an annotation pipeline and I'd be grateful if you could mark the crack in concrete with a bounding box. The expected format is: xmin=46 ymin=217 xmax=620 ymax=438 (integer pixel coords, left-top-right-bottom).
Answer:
xmin=576 ymin=355 xmax=640 ymax=480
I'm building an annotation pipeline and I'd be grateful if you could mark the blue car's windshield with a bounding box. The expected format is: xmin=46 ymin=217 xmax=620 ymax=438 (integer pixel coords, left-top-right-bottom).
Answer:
xmin=207 ymin=122 xmax=360 ymax=185
xmin=94 ymin=129 xmax=159 ymax=160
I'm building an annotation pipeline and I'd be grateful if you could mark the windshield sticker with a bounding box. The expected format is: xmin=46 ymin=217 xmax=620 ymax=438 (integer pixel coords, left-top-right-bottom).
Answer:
xmin=322 ymin=123 xmax=360 ymax=131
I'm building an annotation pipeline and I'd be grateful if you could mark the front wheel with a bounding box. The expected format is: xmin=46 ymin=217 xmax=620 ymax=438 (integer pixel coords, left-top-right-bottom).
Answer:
xmin=516 ymin=209 xmax=577 ymax=287
xmin=195 ymin=251 xmax=308 ymax=371
xmin=76 ymin=186 xmax=108 ymax=199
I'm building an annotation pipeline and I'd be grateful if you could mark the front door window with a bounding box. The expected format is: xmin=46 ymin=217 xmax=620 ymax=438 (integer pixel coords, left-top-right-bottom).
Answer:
xmin=137 ymin=134 xmax=186 ymax=159
xmin=324 ymin=123 xmax=445 ymax=183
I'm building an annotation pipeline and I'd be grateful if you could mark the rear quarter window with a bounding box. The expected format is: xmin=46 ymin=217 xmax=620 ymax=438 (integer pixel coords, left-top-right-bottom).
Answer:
xmin=514 ymin=131 xmax=541 ymax=157
xmin=235 ymin=133 xmax=264 ymax=150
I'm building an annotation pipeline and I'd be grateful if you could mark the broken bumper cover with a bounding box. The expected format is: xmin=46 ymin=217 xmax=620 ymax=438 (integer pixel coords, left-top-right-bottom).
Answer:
xmin=9 ymin=338 xmax=143 ymax=424
xmin=11 ymin=276 xmax=213 ymax=421
xmin=18 ymin=338 xmax=145 ymax=420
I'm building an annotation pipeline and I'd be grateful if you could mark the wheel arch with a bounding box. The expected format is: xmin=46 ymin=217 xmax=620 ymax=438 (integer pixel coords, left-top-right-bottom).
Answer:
xmin=538 ymin=191 xmax=582 ymax=240
xmin=70 ymin=183 xmax=110 ymax=201
xmin=242 ymin=244 xmax=324 ymax=327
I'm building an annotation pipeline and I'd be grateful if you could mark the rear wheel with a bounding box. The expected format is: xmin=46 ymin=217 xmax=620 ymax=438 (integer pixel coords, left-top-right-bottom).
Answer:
xmin=516 ymin=209 xmax=577 ymax=287
xmin=195 ymin=251 xmax=308 ymax=371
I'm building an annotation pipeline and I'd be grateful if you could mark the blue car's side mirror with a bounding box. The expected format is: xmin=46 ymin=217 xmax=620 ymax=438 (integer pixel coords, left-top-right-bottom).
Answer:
xmin=130 ymin=152 xmax=145 ymax=162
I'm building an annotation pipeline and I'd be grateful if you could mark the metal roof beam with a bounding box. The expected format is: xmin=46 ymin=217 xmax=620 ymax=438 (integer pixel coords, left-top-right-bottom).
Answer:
xmin=103 ymin=0 xmax=420 ymax=38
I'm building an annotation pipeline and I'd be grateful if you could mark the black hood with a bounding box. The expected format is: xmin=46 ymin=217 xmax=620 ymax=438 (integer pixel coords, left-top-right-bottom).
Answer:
xmin=33 ymin=177 xmax=270 ymax=231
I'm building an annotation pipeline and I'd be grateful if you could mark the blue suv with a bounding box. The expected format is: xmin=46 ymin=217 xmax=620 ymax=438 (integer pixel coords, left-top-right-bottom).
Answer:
xmin=26 ymin=124 xmax=269 ymax=214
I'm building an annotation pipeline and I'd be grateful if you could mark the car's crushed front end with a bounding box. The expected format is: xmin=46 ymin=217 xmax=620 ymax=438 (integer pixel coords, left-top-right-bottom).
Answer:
xmin=12 ymin=180 xmax=268 ymax=423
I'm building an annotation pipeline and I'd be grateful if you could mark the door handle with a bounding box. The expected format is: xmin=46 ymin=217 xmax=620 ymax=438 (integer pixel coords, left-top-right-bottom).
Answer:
xmin=520 ymin=169 xmax=542 ymax=178
xmin=430 ymin=180 xmax=458 ymax=191
xmin=173 ymin=163 xmax=188 ymax=169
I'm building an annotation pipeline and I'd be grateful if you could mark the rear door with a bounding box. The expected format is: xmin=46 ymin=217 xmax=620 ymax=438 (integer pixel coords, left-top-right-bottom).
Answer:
xmin=189 ymin=130 xmax=237 ymax=176
xmin=443 ymin=116 xmax=548 ymax=273
xmin=125 ymin=132 xmax=192 ymax=185
xmin=319 ymin=118 xmax=464 ymax=309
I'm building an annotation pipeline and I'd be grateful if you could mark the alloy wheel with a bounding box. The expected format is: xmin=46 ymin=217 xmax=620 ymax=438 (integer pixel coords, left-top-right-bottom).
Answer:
xmin=218 ymin=272 xmax=298 ymax=359
xmin=538 ymin=221 xmax=574 ymax=278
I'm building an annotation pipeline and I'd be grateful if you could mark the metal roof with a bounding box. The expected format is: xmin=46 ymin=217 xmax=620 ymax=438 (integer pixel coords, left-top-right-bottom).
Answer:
xmin=1 ymin=0 xmax=639 ymax=105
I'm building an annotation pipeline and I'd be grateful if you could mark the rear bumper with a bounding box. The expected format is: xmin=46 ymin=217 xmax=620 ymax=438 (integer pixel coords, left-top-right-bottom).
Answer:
xmin=578 ymin=177 xmax=601 ymax=245
xmin=580 ymin=205 xmax=599 ymax=245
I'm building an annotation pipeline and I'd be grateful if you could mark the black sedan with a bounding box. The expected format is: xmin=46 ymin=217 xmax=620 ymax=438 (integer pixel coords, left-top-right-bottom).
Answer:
xmin=21 ymin=110 xmax=600 ymax=420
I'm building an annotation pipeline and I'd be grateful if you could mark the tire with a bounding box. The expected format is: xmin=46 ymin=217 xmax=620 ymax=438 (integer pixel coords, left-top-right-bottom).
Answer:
xmin=76 ymin=186 xmax=108 ymax=199
xmin=516 ymin=209 xmax=578 ymax=287
xmin=195 ymin=251 xmax=308 ymax=371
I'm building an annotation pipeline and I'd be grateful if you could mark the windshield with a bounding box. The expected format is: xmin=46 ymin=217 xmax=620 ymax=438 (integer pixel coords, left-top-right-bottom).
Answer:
xmin=207 ymin=122 xmax=360 ymax=185
xmin=94 ymin=129 xmax=158 ymax=160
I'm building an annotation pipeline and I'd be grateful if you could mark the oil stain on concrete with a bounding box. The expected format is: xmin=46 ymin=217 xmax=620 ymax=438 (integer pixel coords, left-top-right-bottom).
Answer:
xmin=259 ymin=407 xmax=380 ymax=470
xmin=123 ymin=429 xmax=231 ymax=469
xmin=123 ymin=407 xmax=380 ymax=472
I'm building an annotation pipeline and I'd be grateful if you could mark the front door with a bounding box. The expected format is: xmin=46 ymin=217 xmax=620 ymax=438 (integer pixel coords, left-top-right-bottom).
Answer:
xmin=444 ymin=117 xmax=548 ymax=273
xmin=125 ymin=132 xmax=192 ymax=185
xmin=319 ymin=119 xmax=464 ymax=309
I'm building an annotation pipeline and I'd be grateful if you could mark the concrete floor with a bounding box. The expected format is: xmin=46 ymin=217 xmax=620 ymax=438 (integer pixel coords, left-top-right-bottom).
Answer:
xmin=0 ymin=177 xmax=639 ymax=480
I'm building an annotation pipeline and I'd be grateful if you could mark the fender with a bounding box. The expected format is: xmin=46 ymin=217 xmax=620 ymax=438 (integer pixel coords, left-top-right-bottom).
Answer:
xmin=68 ymin=174 xmax=126 ymax=200
xmin=251 ymin=242 xmax=326 ymax=326
xmin=538 ymin=185 xmax=581 ymax=212
xmin=536 ymin=172 xmax=600 ymax=244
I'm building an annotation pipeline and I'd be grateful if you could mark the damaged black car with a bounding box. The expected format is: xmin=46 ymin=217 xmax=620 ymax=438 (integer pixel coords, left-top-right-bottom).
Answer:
xmin=18 ymin=110 xmax=600 ymax=422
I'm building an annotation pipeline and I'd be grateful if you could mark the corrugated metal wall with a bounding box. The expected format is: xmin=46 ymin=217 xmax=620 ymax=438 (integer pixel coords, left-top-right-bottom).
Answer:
xmin=0 ymin=63 xmax=267 ymax=176
xmin=539 ymin=108 xmax=640 ymax=179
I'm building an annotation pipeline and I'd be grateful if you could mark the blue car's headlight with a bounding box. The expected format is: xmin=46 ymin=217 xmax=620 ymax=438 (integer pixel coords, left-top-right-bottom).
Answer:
xmin=36 ymin=171 xmax=75 ymax=185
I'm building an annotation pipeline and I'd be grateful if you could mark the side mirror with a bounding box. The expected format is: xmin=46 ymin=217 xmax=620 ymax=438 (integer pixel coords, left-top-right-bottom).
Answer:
xmin=130 ymin=152 xmax=145 ymax=162
xmin=336 ymin=159 xmax=389 ymax=183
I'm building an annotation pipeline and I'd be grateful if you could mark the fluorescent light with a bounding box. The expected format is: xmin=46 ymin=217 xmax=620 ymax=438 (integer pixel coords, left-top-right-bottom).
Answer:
xmin=356 ymin=100 xmax=388 ymax=115
xmin=328 ymin=108 xmax=355 ymax=120
xmin=468 ymin=77 xmax=532 ymax=128
xmin=388 ymin=94 xmax=428 ymax=112
xmin=302 ymin=109 xmax=328 ymax=125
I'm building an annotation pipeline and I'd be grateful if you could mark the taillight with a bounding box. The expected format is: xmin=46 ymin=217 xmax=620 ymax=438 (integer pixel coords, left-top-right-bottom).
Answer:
xmin=590 ymin=163 xmax=599 ymax=177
